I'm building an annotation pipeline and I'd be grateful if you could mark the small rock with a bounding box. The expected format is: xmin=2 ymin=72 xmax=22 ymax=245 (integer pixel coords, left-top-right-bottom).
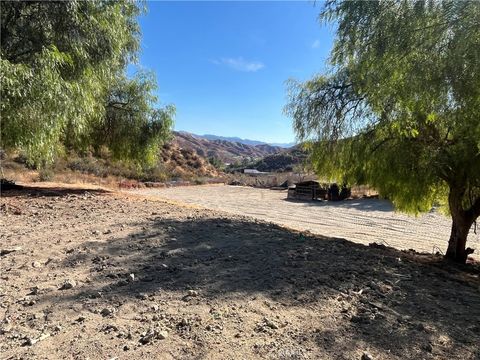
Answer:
xmin=187 ymin=290 xmax=198 ymax=297
xmin=54 ymin=325 xmax=62 ymax=332
xmin=264 ymin=318 xmax=278 ymax=329
xmin=92 ymin=230 xmax=100 ymax=235
xmin=32 ymin=261 xmax=42 ymax=268
xmin=139 ymin=329 xmax=156 ymax=344
xmin=423 ymin=343 xmax=433 ymax=353
xmin=361 ymin=352 xmax=373 ymax=360
xmin=60 ymin=279 xmax=76 ymax=290
xmin=27 ymin=287 xmax=39 ymax=295
xmin=128 ymin=273 xmax=135 ymax=282
xmin=123 ymin=345 xmax=130 ymax=351
xmin=100 ymin=307 xmax=115 ymax=317
xmin=157 ymin=330 xmax=169 ymax=340
xmin=25 ymin=332 xmax=50 ymax=346
xmin=178 ymin=318 xmax=189 ymax=327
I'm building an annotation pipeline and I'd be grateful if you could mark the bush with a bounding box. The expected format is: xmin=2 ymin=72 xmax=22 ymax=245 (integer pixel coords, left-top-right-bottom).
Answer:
xmin=38 ymin=168 xmax=54 ymax=181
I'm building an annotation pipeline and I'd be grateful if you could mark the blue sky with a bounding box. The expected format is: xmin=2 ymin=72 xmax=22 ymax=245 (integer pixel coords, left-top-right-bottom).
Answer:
xmin=134 ymin=1 xmax=334 ymax=143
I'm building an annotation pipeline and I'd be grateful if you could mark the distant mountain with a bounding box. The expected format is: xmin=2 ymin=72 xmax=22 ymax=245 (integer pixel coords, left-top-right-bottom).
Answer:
xmin=201 ymin=134 xmax=265 ymax=146
xmin=196 ymin=134 xmax=294 ymax=148
xmin=172 ymin=131 xmax=283 ymax=163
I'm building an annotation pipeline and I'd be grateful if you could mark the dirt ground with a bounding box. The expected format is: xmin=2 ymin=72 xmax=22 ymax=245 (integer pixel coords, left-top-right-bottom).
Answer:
xmin=134 ymin=185 xmax=480 ymax=260
xmin=1 ymin=183 xmax=480 ymax=360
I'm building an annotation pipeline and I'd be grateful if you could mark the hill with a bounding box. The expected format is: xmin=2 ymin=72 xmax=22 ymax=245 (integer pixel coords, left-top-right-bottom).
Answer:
xmin=173 ymin=131 xmax=282 ymax=164
xmin=199 ymin=134 xmax=295 ymax=148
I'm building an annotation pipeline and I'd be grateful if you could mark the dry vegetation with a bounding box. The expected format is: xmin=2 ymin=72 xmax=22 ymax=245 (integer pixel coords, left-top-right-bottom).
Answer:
xmin=1 ymin=143 xmax=220 ymax=190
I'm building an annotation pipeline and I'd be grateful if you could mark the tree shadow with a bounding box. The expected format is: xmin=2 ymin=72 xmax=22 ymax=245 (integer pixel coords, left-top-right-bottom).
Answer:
xmin=283 ymin=197 xmax=395 ymax=212
xmin=48 ymin=215 xmax=479 ymax=358
xmin=0 ymin=185 xmax=109 ymax=198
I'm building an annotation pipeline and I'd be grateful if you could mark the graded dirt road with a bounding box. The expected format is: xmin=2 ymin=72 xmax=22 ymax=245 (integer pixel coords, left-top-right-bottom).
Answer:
xmin=1 ymin=184 xmax=479 ymax=360
xmin=135 ymin=184 xmax=480 ymax=259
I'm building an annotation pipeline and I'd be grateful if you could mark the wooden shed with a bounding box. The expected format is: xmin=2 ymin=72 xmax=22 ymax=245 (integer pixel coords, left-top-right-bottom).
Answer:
xmin=287 ymin=180 xmax=327 ymax=201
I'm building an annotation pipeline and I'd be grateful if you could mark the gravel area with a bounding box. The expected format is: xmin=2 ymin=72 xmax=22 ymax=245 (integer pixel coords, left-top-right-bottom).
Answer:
xmin=134 ymin=185 xmax=480 ymax=259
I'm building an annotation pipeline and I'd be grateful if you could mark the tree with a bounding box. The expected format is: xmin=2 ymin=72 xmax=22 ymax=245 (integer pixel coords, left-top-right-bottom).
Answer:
xmin=285 ymin=0 xmax=480 ymax=263
xmin=0 ymin=1 xmax=173 ymax=167
xmin=91 ymin=72 xmax=175 ymax=167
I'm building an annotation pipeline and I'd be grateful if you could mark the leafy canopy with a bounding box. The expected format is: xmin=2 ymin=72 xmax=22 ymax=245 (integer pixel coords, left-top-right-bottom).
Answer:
xmin=285 ymin=0 xmax=480 ymax=215
xmin=1 ymin=0 xmax=173 ymax=167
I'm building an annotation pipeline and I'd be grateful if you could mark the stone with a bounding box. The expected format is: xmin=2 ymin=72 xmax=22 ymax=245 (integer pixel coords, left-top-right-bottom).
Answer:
xmin=157 ymin=330 xmax=169 ymax=340
xmin=25 ymin=332 xmax=50 ymax=346
xmin=423 ymin=343 xmax=433 ymax=353
xmin=101 ymin=307 xmax=115 ymax=317
xmin=361 ymin=352 xmax=373 ymax=360
xmin=187 ymin=290 xmax=198 ymax=297
xmin=139 ymin=329 xmax=156 ymax=344
xmin=61 ymin=279 xmax=76 ymax=290
xmin=264 ymin=318 xmax=278 ymax=329
xmin=128 ymin=273 xmax=135 ymax=282
xmin=32 ymin=261 xmax=42 ymax=268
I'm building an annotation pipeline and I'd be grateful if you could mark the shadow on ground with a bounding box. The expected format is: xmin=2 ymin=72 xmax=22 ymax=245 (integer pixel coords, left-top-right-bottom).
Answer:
xmin=0 ymin=185 xmax=109 ymax=198
xmin=55 ymin=215 xmax=480 ymax=358
xmin=284 ymin=197 xmax=395 ymax=212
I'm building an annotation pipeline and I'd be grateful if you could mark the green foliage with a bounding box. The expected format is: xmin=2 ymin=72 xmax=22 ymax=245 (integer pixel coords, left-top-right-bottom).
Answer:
xmin=208 ymin=156 xmax=224 ymax=170
xmin=286 ymin=0 xmax=480 ymax=216
xmin=91 ymin=72 xmax=174 ymax=167
xmin=0 ymin=0 xmax=173 ymax=168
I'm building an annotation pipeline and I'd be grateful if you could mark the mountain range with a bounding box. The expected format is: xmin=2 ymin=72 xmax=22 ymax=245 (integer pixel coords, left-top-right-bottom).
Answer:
xmin=173 ymin=131 xmax=285 ymax=163
xmin=179 ymin=132 xmax=295 ymax=149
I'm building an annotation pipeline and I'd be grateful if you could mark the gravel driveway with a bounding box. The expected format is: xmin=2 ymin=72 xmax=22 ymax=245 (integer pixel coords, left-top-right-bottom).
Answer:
xmin=135 ymin=184 xmax=480 ymax=259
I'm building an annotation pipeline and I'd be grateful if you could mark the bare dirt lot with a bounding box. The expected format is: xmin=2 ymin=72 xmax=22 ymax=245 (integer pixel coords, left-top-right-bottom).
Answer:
xmin=1 ymin=184 xmax=480 ymax=360
xmin=135 ymin=185 xmax=480 ymax=260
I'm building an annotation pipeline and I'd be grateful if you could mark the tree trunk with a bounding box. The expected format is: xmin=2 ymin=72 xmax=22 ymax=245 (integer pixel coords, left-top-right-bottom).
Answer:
xmin=445 ymin=187 xmax=476 ymax=263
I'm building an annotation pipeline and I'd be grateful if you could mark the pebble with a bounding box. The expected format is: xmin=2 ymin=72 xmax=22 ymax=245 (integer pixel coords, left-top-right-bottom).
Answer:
xmin=157 ymin=330 xmax=169 ymax=340
xmin=361 ymin=352 xmax=373 ymax=360
xmin=187 ymin=290 xmax=198 ymax=297
xmin=32 ymin=261 xmax=42 ymax=268
xmin=25 ymin=332 xmax=50 ymax=346
xmin=128 ymin=273 xmax=135 ymax=282
xmin=101 ymin=307 xmax=115 ymax=317
xmin=139 ymin=329 xmax=156 ymax=344
xmin=423 ymin=343 xmax=433 ymax=353
xmin=264 ymin=318 xmax=278 ymax=329
xmin=61 ymin=279 xmax=76 ymax=290
xmin=179 ymin=318 xmax=189 ymax=327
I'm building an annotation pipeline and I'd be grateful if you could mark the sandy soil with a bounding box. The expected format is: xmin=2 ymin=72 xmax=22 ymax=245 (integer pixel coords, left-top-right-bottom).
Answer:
xmin=134 ymin=185 xmax=480 ymax=260
xmin=1 ymin=184 xmax=480 ymax=360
